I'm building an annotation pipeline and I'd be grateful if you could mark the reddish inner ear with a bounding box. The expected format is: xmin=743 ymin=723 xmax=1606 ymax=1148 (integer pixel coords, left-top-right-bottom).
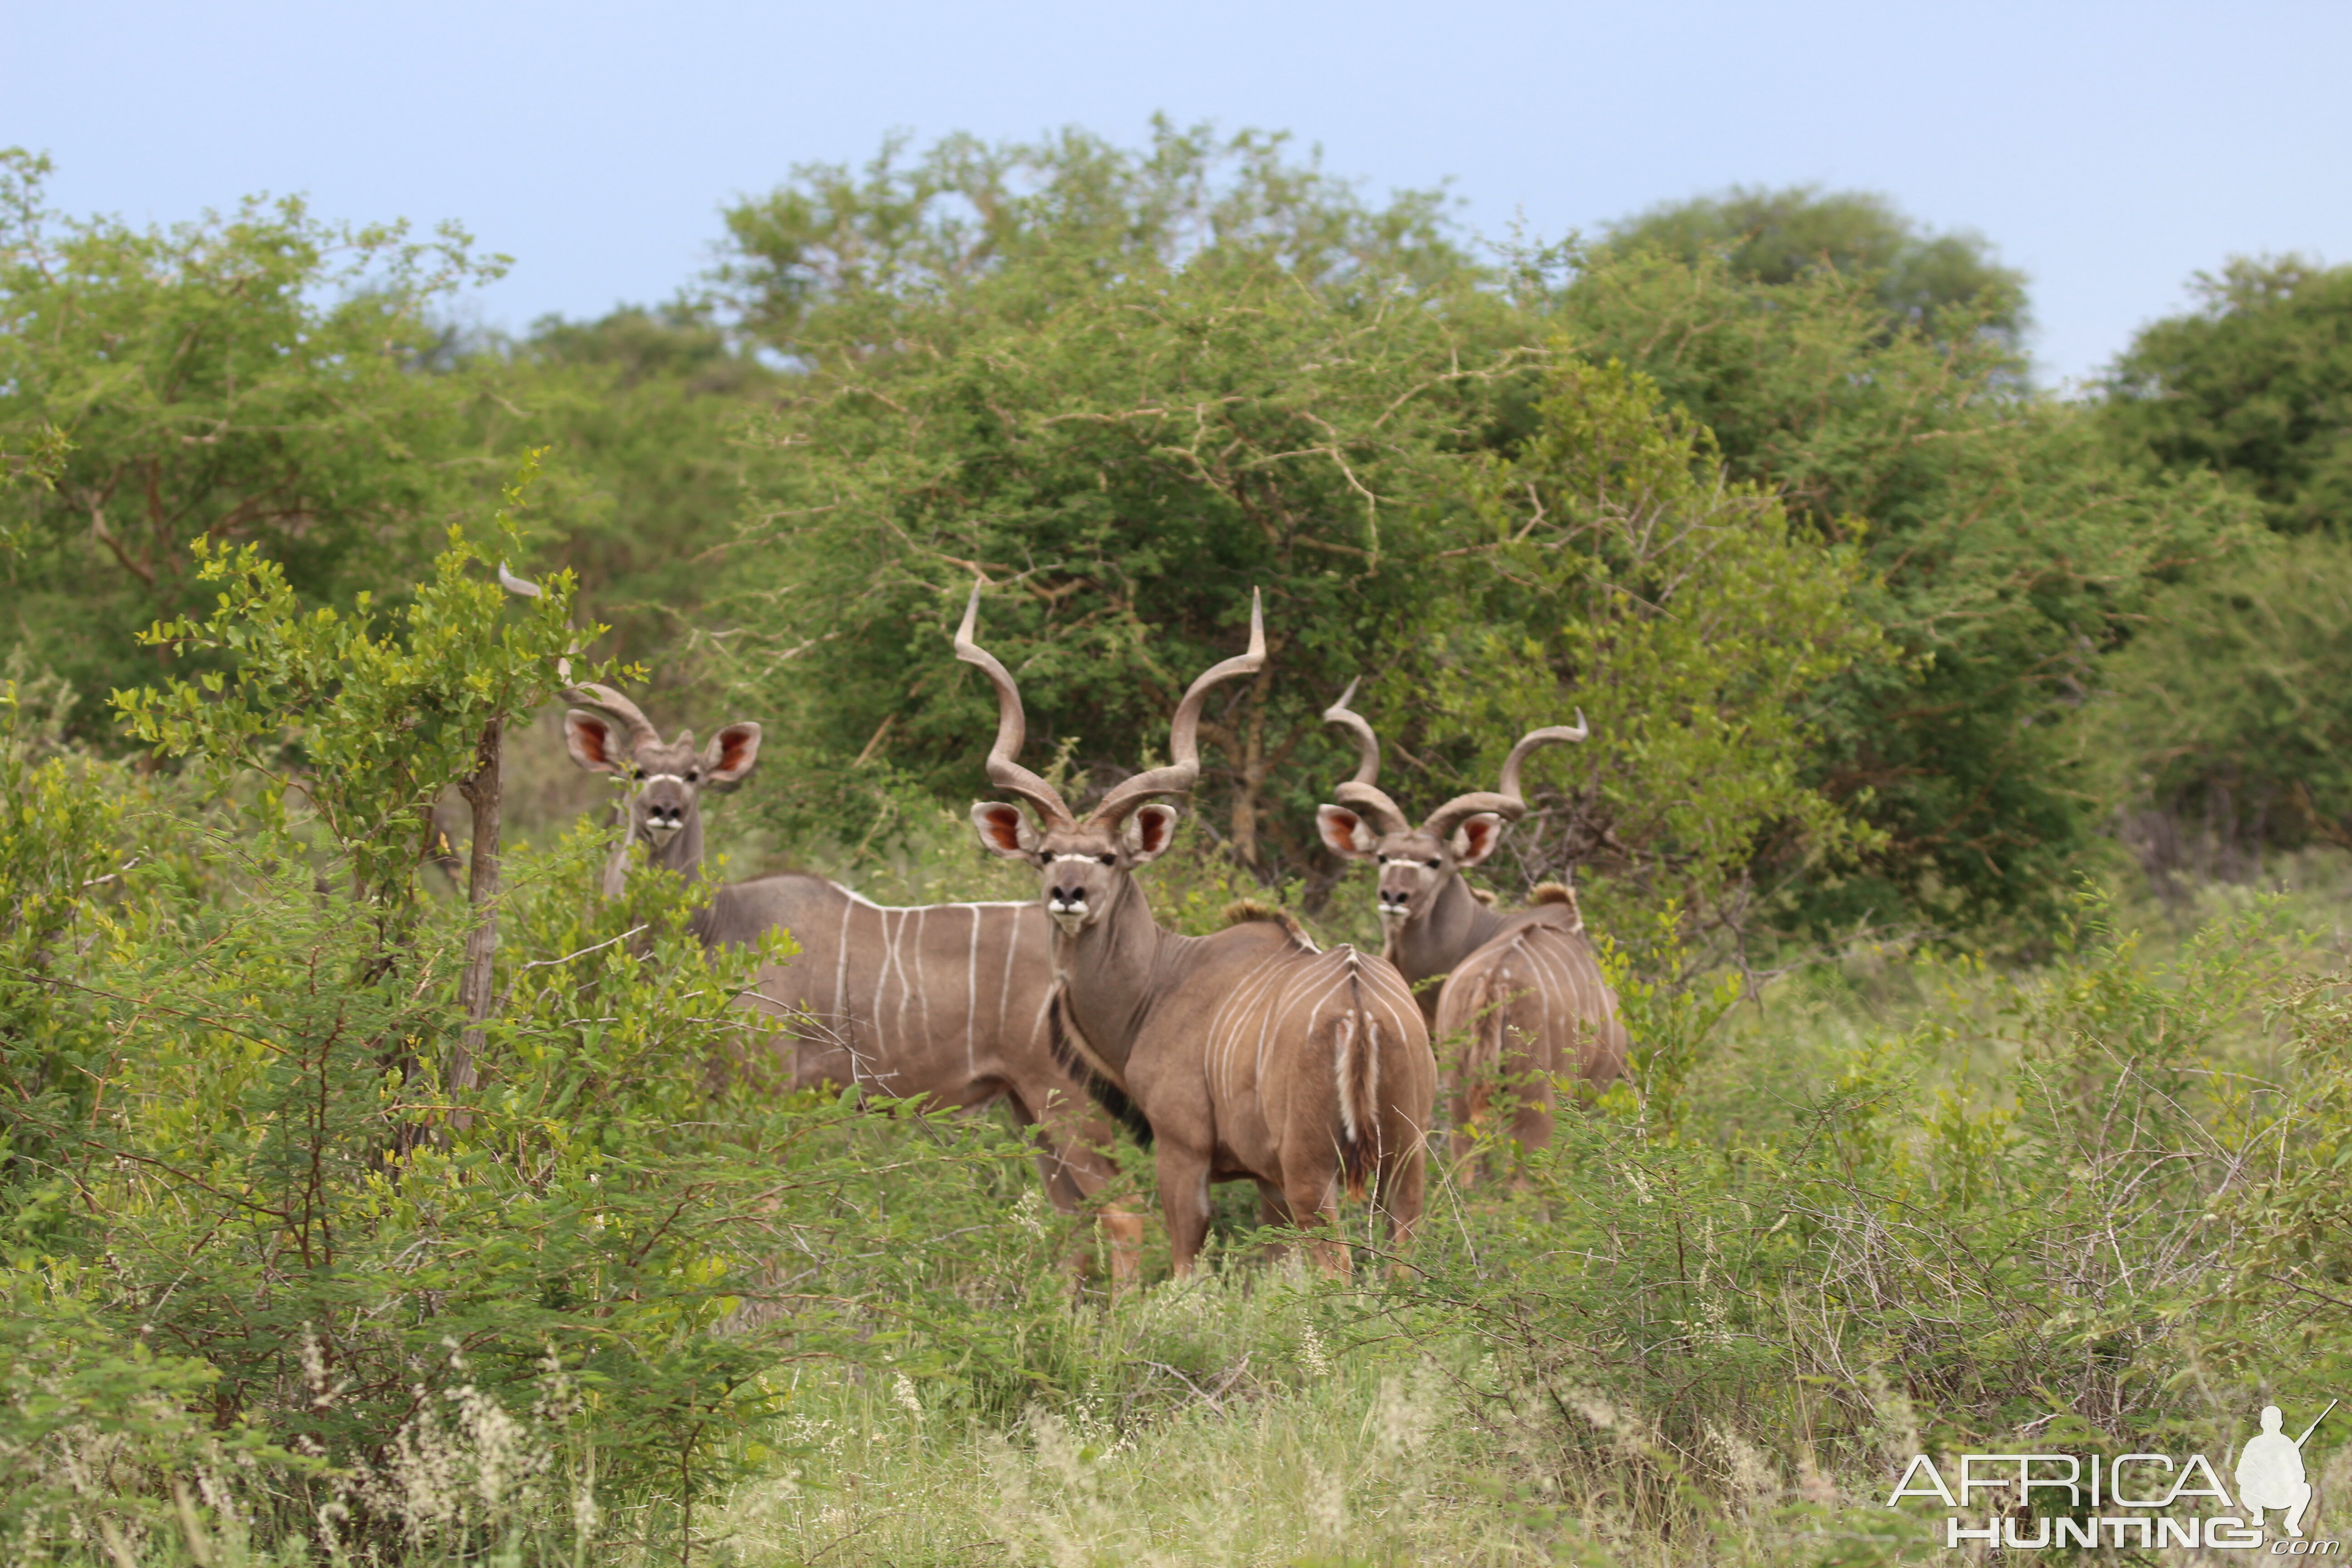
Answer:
xmin=1316 ymin=805 xmax=1366 ymax=858
xmin=976 ymin=804 xmax=1029 ymax=854
xmin=718 ymin=727 xmax=754 ymax=774
xmin=1134 ymin=805 xmax=1176 ymax=857
xmin=568 ymin=713 xmax=614 ymax=769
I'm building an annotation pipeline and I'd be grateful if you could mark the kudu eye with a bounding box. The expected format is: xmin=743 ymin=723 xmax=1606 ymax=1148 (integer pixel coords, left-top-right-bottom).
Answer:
xmin=686 ymin=769 xmax=699 ymax=782
xmin=1098 ymin=853 xmax=1116 ymax=866
xmin=1426 ymin=858 xmax=1441 ymax=869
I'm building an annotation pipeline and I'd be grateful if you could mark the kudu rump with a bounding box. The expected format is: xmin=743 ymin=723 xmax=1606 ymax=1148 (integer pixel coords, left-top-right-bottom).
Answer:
xmin=561 ymin=685 xmax=1135 ymax=1260
xmin=1316 ymin=686 xmax=1627 ymax=1174
xmin=956 ymin=586 xmax=1434 ymax=1276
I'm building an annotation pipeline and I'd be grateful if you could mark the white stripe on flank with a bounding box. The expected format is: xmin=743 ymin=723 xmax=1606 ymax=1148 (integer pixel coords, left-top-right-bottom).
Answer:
xmin=912 ymin=906 xmax=935 ymax=1049
xmin=964 ymin=905 xmax=980 ymax=1073
xmin=833 ymin=894 xmax=856 ymax=1078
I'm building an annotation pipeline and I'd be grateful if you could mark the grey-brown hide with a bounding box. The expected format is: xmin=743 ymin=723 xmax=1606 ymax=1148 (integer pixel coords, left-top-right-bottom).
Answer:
xmin=959 ymin=583 xmax=1435 ymax=1278
xmin=704 ymin=873 xmax=1136 ymax=1264
xmin=561 ymin=685 xmax=1137 ymax=1274
xmin=1317 ymin=686 xmax=1626 ymax=1174
xmin=561 ymin=684 xmax=761 ymax=901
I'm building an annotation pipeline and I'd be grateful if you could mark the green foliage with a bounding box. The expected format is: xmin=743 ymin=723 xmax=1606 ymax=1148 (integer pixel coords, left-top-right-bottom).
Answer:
xmin=457 ymin=305 xmax=784 ymax=673
xmin=1604 ymin=182 xmax=2028 ymax=343
xmin=717 ymin=132 xmax=1886 ymax=939
xmin=716 ymin=118 xmax=1470 ymax=359
xmin=0 ymin=148 xmax=504 ymax=739
xmin=2 ymin=500 xmax=1109 ymax=1562
xmin=116 ymin=453 xmax=593 ymax=908
xmin=717 ymin=139 xmax=1528 ymax=878
xmin=2093 ymin=531 xmax=2352 ymax=867
xmin=2092 ymin=260 xmax=2352 ymax=871
xmin=1418 ymin=353 xmax=1887 ymax=941
xmin=1546 ymin=240 xmax=2260 ymax=936
xmin=2102 ymin=255 xmax=2352 ymax=534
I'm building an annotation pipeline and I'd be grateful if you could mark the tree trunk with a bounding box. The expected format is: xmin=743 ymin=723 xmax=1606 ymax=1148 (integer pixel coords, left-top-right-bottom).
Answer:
xmin=449 ymin=717 xmax=502 ymax=1123
xmin=1230 ymin=666 xmax=1272 ymax=870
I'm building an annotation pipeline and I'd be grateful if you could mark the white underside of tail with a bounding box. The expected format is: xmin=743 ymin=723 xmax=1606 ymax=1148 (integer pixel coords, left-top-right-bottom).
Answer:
xmin=1332 ymin=1012 xmax=1361 ymax=1143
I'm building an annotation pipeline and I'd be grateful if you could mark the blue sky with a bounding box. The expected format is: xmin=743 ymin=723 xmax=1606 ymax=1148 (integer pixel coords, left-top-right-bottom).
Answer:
xmin=11 ymin=0 xmax=2348 ymax=387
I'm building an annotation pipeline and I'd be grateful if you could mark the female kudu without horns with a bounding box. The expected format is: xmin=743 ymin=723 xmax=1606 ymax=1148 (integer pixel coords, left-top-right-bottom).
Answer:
xmin=559 ymin=683 xmax=1139 ymax=1275
xmin=1315 ymin=684 xmax=1627 ymax=1177
xmin=956 ymin=583 xmax=1434 ymax=1276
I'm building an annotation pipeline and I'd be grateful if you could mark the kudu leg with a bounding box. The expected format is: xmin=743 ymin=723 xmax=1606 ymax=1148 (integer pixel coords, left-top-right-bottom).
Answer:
xmin=1276 ymin=1167 xmax=1349 ymax=1279
xmin=1154 ymin=1142 xmax=1215 ymax=1278
xmin=1019 ymin=1083 xmax=1142 ymax=1289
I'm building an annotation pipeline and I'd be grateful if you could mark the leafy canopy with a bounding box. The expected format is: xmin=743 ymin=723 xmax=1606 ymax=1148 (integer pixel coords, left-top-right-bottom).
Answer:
xmin=2101 ymin=255 xmax=2352 ymax=535
xmin=715 ymin=129 xmax=1888 ymax=945
xmin=0 ymin=147 xmax=503 ymax=736
xmin=1602 ymin=182 xmax=2028 ymax=344
xmin=1544 ymin=239 xmax=2258 ymax=936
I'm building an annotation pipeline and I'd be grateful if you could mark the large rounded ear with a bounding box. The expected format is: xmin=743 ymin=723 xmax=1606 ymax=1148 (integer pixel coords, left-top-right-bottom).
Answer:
xmin=700 ymin=722 xmax=763 ymax=791
xmin=1451 ymin=812 xmax=1505 ymax=867
xmin=1316 ymin=804 xmax=1378 ymax=859
xmin=564 ymin=710 xmax=626 ymax=774
xmin=1121 ymin=802 xmax=1180 ymax=865
xmin=971 ymin=802 xmax=1041 ymax=860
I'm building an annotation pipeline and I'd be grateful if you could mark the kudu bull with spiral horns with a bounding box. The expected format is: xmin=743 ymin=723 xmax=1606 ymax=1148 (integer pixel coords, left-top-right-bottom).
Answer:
xmin=956 ymin=583 xmax=1433 ymax=1277
xmin=559 ymin=683 xmax=1140 ymax=1277
xmin=1315 ymin=685 xmax=1627 ymax=1176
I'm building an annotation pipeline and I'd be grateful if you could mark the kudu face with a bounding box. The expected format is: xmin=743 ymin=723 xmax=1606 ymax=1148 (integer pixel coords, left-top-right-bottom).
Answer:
xmin=1315 ymin=681 xmax=1584 ymax=934
xmin=561 ymin=684 xmax=761 ymax=863
xmin=1317 ymin=812 xmax=1504 ymax=930
xmin=972 ymin=804 xmax=1180 ymax=936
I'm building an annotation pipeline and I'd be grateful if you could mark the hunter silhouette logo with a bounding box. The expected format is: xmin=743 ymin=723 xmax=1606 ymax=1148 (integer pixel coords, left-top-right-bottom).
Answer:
xmin=1886 ymin=1397 xmax=2338 ymax=1551
xmin=2240 ymin=1401 xmax=2335 ymax=1539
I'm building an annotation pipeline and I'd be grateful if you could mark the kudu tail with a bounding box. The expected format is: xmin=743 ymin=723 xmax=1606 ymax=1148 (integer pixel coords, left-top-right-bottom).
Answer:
xmin=1324 ymin=954 xmax=1384 ymax=1200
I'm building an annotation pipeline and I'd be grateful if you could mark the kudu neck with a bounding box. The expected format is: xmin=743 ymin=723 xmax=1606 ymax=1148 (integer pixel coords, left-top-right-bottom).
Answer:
xmin=1055 ymin=871 xmax=1186 ymax=1078
xmin=1391 ymin=872 xmax=1506 ymax=985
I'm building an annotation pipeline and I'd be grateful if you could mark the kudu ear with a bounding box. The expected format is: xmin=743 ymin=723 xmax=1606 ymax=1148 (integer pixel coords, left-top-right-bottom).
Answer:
xmin=1451 ymin=812 xmax=1506 ymax=867
xmin=1316 ymin=804 xmax=1378 ymax=860
xmin=700 ymin=722 xmax=763 ymax=790
xmin=971 ymin=802 xmax=1040 ymax=860
xmin=1121 ymin=803 xmax=1180 ymax=864
xmin=564 ymin=710 xmax=627 ymax=774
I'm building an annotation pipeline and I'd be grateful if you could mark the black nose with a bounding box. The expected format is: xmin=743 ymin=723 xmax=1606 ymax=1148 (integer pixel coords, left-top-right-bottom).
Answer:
xmin=1052 ymin=882 xmax=1083 ymax=903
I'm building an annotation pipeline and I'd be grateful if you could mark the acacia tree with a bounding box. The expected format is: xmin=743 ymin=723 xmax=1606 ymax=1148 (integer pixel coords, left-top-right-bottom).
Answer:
xmin=2085 ymin=257 xmax=2352 ymax=869
xmin=715 ymin=131 xmax=1891 ymax=933
xmin=1544 ymin=240 xmax=2258 ymax=935
xmin=0 ymin=148 xmax=500 ymax=733
xmin=1406 ymin=355 xmax=1885 ymax=946
xmin=2101 ymin=255 xmax=2352 ymax=535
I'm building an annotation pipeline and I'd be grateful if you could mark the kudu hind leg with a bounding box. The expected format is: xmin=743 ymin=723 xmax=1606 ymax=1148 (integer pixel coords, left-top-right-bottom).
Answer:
xmin=1275 ymin=1160 xmax=1348 ymax=1279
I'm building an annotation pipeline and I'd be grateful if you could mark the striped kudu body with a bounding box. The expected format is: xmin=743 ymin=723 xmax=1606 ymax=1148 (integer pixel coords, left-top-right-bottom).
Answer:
xmin=1315 ymin=687 xmax=1627 ymax=1176
xmin=957 ymin=587 xmax=1433 ymax=1276
xmin=561 ymin=686 xmax=1137 ymax=1271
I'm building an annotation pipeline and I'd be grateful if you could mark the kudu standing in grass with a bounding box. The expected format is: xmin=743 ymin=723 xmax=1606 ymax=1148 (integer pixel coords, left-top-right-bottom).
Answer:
xmin=1315 ymin=686 xmax=1627 ymax=1177
xmin=560 ymin=685 xmax=1140 ymax=1270
xmin=957 ymin=586 xmax=1433 ymax=1277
